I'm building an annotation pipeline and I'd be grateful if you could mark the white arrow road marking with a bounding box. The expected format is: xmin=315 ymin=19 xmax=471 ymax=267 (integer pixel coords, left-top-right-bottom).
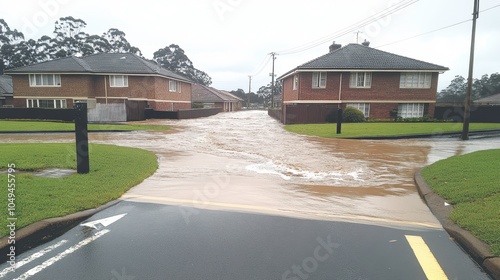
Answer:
xmin=80 ymin=213 xmax=127 ymax=229
xmin=0 ymin=240 xmax=68 ymax=278
xmin=13 ymin=229 xmax=110 ymax=280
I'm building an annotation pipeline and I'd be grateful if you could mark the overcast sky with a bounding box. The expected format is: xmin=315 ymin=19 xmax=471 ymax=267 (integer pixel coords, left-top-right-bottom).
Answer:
xmin=2 ymin=0 xmax=499 ymax=91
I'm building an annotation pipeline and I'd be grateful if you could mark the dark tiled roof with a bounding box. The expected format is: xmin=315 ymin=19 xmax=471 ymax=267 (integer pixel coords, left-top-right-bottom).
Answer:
xmin=5 ymin=53 xmax=191 ymax=83
xmin=474 ymin=93 xmax=500 ymax=104
xmin=192 ymin=84 xmax=243 ymax=103
xmin=0 ymin=75 xmax=13 ymax=95
xmin=280 ymin=44 xmax=448 ymax=79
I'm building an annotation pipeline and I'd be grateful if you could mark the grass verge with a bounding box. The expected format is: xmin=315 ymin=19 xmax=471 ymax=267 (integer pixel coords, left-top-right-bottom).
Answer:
xmin=284 ymin=122 xmax=500 ymax=138
xmin=421 ymin=149 xmax=500 ymax=256
xmin=0 ymin=120 xmax=169 ymax=132
xmin=0 ymin=143 xmax=158 ymax=237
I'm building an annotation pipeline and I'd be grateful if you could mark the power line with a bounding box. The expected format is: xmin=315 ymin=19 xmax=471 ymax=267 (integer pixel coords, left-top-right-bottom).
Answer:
xmin=277 ymin=0 xmax=420 ymax=55
xmin=249 ymin=53 xmax=271 ymax=77
xmin=374 ymin=4 xmax=500 ymax=49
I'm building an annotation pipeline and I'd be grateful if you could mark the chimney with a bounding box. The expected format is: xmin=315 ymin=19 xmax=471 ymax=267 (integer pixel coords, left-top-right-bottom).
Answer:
xmin=329 ymin=41 xmax=342 ymax=52
xmin=361 ymin=40 xmax=370 ymax=47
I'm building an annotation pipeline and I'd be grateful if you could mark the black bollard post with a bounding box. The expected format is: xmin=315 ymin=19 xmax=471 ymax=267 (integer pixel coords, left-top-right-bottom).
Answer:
xmin=336 ymin=107 xmax=342 ymax=134
xmin=74 ymin=102 xmax=89 ymax=174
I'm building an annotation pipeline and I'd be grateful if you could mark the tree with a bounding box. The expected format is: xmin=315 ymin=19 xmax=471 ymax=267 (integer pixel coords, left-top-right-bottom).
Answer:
xmin=0 ymin=18 xmax=25 ymax=70
xmin=102 ymin=28 xmax=141 ymax=55
xmin=437 ymin=75 xmax=467 ymax=102
xmin=51 ymin=16 xmax=89 ymax=57
xmin=153 ymin=44 xmax=211 ymax=85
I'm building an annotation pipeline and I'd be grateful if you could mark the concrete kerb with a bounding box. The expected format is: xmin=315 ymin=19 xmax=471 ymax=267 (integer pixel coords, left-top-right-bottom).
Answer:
xmin=414 ymin=170 xmax=500 ymax=279
xmin=0 ymin=199 xmax=120 ymax=263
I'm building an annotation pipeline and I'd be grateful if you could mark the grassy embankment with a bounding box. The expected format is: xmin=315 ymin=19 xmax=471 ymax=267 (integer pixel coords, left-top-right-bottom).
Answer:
xmin=284 ymin=122 xmax=500 ymax=138
xmin=0 ymin=120 xmax=169 ymax=132
xmin=421 ymin=149 xmax=500 ymax=256
xmin=0 ymin=143 xmax=158 ymax=237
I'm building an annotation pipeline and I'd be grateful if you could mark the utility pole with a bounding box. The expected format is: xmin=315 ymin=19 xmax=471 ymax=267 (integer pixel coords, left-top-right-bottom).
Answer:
xmin=270 ymin=52 xmax=277 ymax=108
xmin=462 ymin=0 xmax=480 ymax=141
xmin=248 ymin=75 xmax=252 ymax=109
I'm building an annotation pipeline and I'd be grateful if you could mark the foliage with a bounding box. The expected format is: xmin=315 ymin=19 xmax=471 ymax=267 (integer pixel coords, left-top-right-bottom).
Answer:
xmin=421 ymin=149 xmax=500 ymax=256
xmin=284 ymin=122 xmax=500 ymax=138
xmin=394 ymin=115 xmax=436 ymax=122
xmin=438 ymin=73 xmax=500 ymax=102
xmin=342 ymin=106 xmax=365 ymax=123
xmin=0 ymin=17 xmax=211 ymax=85
xmin=0 ymin=143 xmax=158 ymax=236
xmin=153 ymin=44 xmax=211 ymax=86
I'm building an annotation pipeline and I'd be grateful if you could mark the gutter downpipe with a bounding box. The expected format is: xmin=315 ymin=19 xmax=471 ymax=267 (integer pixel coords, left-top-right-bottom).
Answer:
xmin=104 ymin=76 xmax=108 ymax=104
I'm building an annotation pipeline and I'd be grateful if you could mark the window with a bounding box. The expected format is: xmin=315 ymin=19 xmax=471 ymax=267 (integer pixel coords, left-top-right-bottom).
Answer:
xmin=177 ymin=82 xmax=182 ymax=93
xmin=29 ymin=74 xmax=61 ymax=87
xmin=398 ymin=103 xmax=424 ymax=118
xmin=293 ymin=75 xmax=299 ymax=90
xmin=346 ymin=103 xmax=370 ymax=117
xmin=109 ymin=75 xmax=128 ymax=87
xmin=400 ymin=73 xmax=431 ymax=88
xmin=312 ymin=72 xmax=327 ymax=88
xmin=349 ymin=72 xmax=372 ymax=88
xmin=169 ymin=80 xmax=177 ymax=92
xmin=27 ymin=99 xmax=67 ymax=109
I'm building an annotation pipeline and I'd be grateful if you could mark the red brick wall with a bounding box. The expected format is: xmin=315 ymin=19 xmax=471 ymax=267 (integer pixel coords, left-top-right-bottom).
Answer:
xmin=298 ymin=72 xmax=340 ymax=100
xmin=282 ymin=75 xmax=299 ymax=102
xmin=12 ymin=75 xmax=94 ymax=99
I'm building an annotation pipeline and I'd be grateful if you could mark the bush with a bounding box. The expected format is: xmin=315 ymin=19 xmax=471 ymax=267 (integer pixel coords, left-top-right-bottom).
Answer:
xmin=343 ymin=107 xmax=365 ymax=123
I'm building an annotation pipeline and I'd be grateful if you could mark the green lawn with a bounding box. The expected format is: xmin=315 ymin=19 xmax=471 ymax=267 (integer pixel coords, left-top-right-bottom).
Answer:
xmin=421 ymin=150 xmax=500 ymax=256
xmin=284 ymin=122 xmax=500 ymax=138
xmin=0 ymin=120 xmax=169 ymax=132
xmin=0 ymin=143 xmax=158 ymax=237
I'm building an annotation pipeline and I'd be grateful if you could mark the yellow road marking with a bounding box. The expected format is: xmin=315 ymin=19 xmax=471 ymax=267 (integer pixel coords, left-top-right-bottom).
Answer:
xmin=405 ymin=235 xmax=448 ymax=280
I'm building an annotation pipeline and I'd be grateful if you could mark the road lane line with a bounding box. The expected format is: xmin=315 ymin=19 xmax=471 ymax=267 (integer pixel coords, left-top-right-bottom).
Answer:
xmin=13 ymin=229 xmax=110 ymax=280
xmin=0 ymin=240 xmax=68 ymax=278
xmin=405 ymin=235 xmax=448 ymax=280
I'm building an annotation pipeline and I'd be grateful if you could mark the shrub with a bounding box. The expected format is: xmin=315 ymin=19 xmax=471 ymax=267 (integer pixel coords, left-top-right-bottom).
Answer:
xmin=343 ymin=107 xmax=365 ymax=123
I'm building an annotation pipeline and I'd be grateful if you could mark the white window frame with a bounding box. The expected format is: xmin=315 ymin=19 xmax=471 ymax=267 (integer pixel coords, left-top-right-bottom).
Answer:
xmin=346 ymin=103 xmax=370 ymax=117
xmin=29 ymin=74 xmax=61 ymax=87
xmin=26 ymin=99 xmax=67 ymax=109
xmin=169 ymin=80 xmax=177 ymax=92
xmin=109 ymin=75 xmax=128 ymax=87
xmin=177 ymin=81 xmax=182 ymax=93
xmin=400 ymin=72 xmax=432 ymax=89
xmin=398 ymin=103 xmax=425 ymax=118
xmin=293 ymin=75 xmax=299 ymax=90
xmin=349 ymin=72 xmax=372 ymax=88
xmin=312 ymin=72 xmax=327 ymax=88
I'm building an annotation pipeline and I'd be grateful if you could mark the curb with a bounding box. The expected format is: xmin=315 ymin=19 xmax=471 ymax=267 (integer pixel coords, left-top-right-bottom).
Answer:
xmin=0 ymin=199 xmax=120 ymax=263
xmin=348 ymin=129 xmax=500 ymax=140
xmin=0 ymin=130 xmax=136 ymax=134
xmin=414 ymin=170 xmax=500 ymax=279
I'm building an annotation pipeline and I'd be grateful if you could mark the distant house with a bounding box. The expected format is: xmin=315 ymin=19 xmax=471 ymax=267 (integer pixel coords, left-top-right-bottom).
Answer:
xmin=5 ymin=53 xmax=193 ymax=118
xmin=277 ymin=42 xmax=449 ymax=124
xmin=474 ymin=93 xmax=500 ymax=105
xmin=192 ymin=84 xmax=243 ymax=112
xmin=0 ymin=75 xmax=13 ymax=107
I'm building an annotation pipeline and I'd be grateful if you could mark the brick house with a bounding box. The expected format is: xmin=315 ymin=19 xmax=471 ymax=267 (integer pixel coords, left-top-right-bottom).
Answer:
xmin=192 ymin=84 xmax=243 ymax=112
xmin=5 ymin=53 xmax=192 ymax=114
xmin=278 ymin=42 xmax=449 ymax=124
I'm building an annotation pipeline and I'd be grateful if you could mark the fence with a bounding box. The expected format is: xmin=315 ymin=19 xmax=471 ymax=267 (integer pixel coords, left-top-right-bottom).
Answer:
xmin=270 ymin=104 xmax=339 ymax=124
xmin=435 ymin=105 xmax=500 ymax=123
xmin=146 ymin=108 xmax=221 ymax=119
xmin=0 ymin=108 xmax=75 ymax=121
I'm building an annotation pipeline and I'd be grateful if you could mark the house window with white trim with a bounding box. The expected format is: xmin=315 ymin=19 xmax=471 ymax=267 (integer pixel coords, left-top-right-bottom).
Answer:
xmin=400 ymin=72 xmax=431 ymax=88
xmin=169 ymin=80 xmax=177 ymax=92
xmin=177 ymin=82 xmax=182 ymax=93
xmin=312 ymin=72 xmax=327 ymax=88
xmin=27 ymin=99 xmax=67 ymax=109
xmin=293 ymin=75 xmax=299 ymax=90
xmin=398 ymin=103 xmax=424 ymax=118
xmin=29 ymin=74 xmax=61 ymax=87
xmin=109 ymin=75 xmax=128 ymax=87
xmin=346 ymin=103 xmax=370 ymax=117
xmin=349 ymin=72 xmax=372 ymax=88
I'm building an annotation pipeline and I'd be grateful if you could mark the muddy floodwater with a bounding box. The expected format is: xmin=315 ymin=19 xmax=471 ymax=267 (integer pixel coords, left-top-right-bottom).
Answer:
xmin=2 ymin=110 xmax=499 ymax=228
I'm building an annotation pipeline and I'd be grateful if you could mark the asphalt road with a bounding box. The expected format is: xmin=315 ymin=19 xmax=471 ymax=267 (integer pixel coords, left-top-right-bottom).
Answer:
xmin=0 ymin=201 xmax=490 ymax=280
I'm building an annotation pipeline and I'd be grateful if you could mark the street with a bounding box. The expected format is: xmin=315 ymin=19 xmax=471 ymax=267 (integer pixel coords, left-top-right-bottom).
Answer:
xmin=1 ymin=110 xmax=498 ymax=279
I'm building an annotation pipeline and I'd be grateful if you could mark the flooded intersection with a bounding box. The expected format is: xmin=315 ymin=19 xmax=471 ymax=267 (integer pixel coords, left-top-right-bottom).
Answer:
xmin=2 ymin=110 xmax=499 ymax=229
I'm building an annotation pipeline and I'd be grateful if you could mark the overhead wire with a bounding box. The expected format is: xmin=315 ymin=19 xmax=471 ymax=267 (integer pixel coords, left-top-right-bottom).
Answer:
xmin=249 ymin=53 xmax=271 ymax=77
xmin=276 ymin=0 xmax=420 ymax=55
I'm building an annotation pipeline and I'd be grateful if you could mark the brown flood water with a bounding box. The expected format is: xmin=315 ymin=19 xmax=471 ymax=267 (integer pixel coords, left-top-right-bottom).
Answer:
xmin=2 ymin=110 xmax=499 ymax=228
